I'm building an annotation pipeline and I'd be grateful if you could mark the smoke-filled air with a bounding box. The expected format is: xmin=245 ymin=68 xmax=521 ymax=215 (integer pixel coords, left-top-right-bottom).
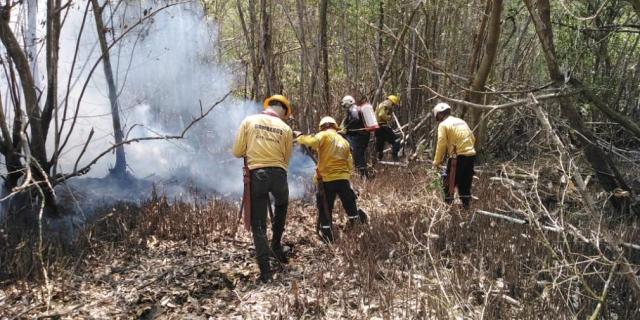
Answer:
xmin=8 ymin=1 xmax=314 ymax=209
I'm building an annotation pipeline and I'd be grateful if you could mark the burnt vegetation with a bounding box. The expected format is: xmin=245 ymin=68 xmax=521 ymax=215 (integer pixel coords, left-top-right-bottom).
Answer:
xmin=1 ymin=167 xmax=639 ymax=318
xmin=1 ymin=0 xmax=640 ymax=318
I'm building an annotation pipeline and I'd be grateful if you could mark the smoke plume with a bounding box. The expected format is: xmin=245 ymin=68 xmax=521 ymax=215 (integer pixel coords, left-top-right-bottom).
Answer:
xmin=2 ymin=1 xmax=315 ymax=215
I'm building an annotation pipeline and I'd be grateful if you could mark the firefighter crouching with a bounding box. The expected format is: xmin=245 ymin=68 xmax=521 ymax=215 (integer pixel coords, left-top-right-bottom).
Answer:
xmin=297 ymin=116 xmax=367 ymax=243
xmin=232 ymin=94 xmax=293 ymax=283
xmin=375 ymin=95 xmax=401 ymax=161
xmin=432 ymin=102 xmax=476 ymax=209
xmin=339 ymin=95 xmax=370 ymax=177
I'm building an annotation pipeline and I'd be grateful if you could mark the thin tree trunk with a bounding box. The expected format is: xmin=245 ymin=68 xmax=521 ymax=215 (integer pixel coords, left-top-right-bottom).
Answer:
xmin=339 ymin=1 xmax=353 ymax=83
xmin=248 ymin=1 xmax=262 ymax=99
xmin=462 ymin=0 xmax=490 ymax=119
xmin=0 ymin=8 xmax=48 ymax=168
xmin=468 ymin=0 xmax=503 ymax=155
xmin=41 ymin=0 xmax=62 ymax=148
xmin=372 ymin=3 xmax=420 ymax=106
xmin=260 ymin=0 xmax=276 ymax=95
xmin=90 ymin=0 xmax=127 ymax=177
xmin=296 ymin=0 xmax=308 ymax=131
xmin=236 ymin=0 xmax=260 ymax=99
xmin=0 ymin=3 xmax=57 ymax=215
xmin=0 ymin=92 xmax=21 ymax=191
xmin=375 ymin=0 xmax=384 ymax=79
xmin=26 ymin=0 xmax=39 ymax=86
xmin=319 ymin=0 xmax=330 ymax=111
xmin=406 ymin=30 xmax=417 ymax=115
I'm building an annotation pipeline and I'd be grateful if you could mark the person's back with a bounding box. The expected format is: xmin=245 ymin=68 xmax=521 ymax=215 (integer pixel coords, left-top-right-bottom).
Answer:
xmin=374 ymin=95 xmax=401 ymax=161
xmin=344 ymin=105 xmax=366 ymax=132
xmin=297 ymin=117 xmax=364 ymax=242
xmin=435 ymin=116 xmax=476 ymax=161
xmin=232 ymin=113 xmax=293 ymax=169
xmin=339 ymin=95 xmax=369 ymax=177
xmin=298 ymin=129 xmax=352 ymax=182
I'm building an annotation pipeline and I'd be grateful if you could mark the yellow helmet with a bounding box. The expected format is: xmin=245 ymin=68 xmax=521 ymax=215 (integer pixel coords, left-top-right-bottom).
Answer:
xmin=318 ymin=116 xmax=338 ymax=130
xmin=387 ymin=95 xmax=400 ymax=105
xmin=263 ymin=94 xmax=292 ymax=117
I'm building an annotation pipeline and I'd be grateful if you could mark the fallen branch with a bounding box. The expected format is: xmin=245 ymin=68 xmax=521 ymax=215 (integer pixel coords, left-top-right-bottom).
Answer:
xmin=529 ymin=93 xmax=597 ymax=216
xmin=379 ymin=161 xmax=408 ymax=167
xmin=474 ymin=209 xmax=640 ymax=251
xmin=422 ymin=85 xmax=575 ymax=111
xmin=588 ymin=260 xmax=618 ymax=320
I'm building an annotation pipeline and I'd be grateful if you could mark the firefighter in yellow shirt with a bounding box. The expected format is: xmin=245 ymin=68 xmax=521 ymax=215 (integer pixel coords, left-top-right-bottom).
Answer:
xmin=232 ymin=94 xmax=293 ymax=283
xmin=297 ymin=116 xmax=366 ymax=242
xmin=432 ymin=102 xmax=476 ymax=209
xmin=375 ymin=95 xmax=401 ymax=161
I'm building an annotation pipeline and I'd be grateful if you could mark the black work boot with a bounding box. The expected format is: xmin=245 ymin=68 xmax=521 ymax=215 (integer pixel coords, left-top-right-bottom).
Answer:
xmin=318 ymin=227 xmax=334 ymax=243
xmin=357 ymin=209 xmax=369 ymax=224
xmin=258 ymin=260 xmax=272 ymax=283
xmin=271 ymin=243 xmax=289 ymax=264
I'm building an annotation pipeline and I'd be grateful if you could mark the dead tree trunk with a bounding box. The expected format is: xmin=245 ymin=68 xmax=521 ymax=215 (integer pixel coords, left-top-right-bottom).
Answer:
xmin=90 ymin=0 xmax=127 ymax=177
xmin=524 ymin=0 xmax=631 ymax=211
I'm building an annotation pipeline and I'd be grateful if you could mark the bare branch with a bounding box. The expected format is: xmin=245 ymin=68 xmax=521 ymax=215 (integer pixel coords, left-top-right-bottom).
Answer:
xmin=422 ymin=85 xmax=576 ymax=111
xmin=55 ymin=91 xmax=232 ymax=184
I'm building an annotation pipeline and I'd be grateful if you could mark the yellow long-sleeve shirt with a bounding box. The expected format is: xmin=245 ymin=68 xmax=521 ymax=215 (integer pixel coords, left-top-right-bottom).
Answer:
xmin=376 ymin=100 xmax=394 ymax=124
xmin=232 ymin=113 xmax=293 ymax=170
xmin=296 ymin=129 xmax=353 ymax=182
xmin=433 ymin=116 xmax=476 ymax=166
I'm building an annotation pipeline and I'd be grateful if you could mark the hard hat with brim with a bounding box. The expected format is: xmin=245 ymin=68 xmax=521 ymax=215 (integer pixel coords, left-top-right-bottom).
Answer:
xmin=432 ymin=102 xmax=451 ymax=117
xmin=263 ymin=94 xmax=292 ymax=117
xmin=388 ymin=95 xmax=400 ymax=105
xmin=318 ymin=116 xmax=338 ymax=130
xmin=341 ymin=95 xmax=355 ymax=106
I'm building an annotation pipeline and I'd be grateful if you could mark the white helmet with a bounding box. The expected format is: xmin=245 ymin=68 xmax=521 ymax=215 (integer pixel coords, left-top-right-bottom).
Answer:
xmin=341 ymin=95 xmax=355 ymax=107
xmin=432 ymin=102 xmax=451 ymax=117
xmin=318 ymin=116 xmax=338 ymax=130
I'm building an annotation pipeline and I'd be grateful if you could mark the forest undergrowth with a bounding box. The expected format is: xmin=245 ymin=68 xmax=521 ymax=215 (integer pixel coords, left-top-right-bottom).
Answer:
xmin=1 ymin=163 xmax=639 ymax=319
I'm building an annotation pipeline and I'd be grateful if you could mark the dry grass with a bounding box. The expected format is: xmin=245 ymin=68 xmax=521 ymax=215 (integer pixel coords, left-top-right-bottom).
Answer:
xmin=0 ymin=164 xmax=639 ymax=319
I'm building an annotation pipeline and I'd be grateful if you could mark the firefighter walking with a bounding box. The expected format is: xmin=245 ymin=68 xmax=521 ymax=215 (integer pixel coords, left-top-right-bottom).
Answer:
xmin=232 ymin=94 xmax=294 ymax=283
xmin=297 ymin=116 xmax=367 ymax=243
xmin=339 ymin=95 xmax=370 ymax=177
xmin=432 ymin=102 xmax=476 ymax=209
xmin=375 ymin=95 xmax=401 ymax=161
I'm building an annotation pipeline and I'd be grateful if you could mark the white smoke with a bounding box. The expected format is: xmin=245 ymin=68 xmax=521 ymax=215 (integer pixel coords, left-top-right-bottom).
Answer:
xmin=2 ymin=1 xmax=315 ymax=208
